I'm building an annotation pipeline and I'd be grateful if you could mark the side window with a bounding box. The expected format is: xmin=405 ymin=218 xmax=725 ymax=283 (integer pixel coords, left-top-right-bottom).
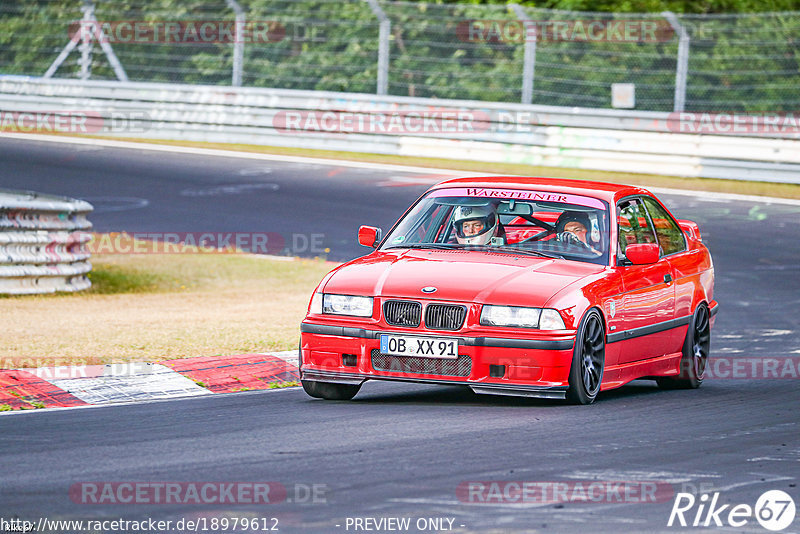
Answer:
xmin=642 ymin=197 xmax=686 ymax=255
xmin=617 ymin=199 xmax=657 ymax=257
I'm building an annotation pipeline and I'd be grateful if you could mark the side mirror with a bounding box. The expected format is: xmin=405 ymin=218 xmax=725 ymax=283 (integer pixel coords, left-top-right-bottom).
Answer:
xmin=624 ymin=243 xmax=660 ymax=265
xmin=358 ymin=226 xmax=382 ymax=248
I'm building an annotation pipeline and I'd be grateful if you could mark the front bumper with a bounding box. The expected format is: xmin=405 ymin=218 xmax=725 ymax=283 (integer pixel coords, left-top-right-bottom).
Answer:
xmin=300 ymin=322 xmax=575 ymax=399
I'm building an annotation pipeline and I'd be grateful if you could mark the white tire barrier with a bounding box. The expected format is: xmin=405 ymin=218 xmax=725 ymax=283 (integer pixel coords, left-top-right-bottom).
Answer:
xmin=0 ymin=189 xmax=93 ymax=295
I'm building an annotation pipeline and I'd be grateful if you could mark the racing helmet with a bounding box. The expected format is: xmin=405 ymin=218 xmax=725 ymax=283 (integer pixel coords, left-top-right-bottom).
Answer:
xmin=556 ymin=211 xmax=591 ymax=234
xmin=453 ymin=204 xmax=497 ymax=245
xmin=555 ymin=210 xmax=600 ymax=247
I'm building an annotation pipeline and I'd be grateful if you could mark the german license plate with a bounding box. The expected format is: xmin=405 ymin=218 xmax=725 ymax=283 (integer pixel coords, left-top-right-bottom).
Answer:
xmin=379 ymin=334 xmax=458 ymax=359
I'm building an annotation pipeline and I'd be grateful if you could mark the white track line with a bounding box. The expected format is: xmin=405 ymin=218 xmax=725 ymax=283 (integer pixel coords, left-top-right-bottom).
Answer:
xmin=0 ymin=132 xmax=474 ymax=176
xmin=2 ymin=132 xmax=799 ymax=206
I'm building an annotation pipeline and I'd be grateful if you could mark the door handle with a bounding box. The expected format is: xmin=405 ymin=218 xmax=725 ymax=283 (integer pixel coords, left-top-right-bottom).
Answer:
xmin=664 ymin=273 xmax=673 ymax=284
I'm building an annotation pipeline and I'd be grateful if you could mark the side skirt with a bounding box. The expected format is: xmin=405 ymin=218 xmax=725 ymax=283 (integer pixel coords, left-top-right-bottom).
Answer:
xmin=601 ymin=352 xmax=683 ymax=390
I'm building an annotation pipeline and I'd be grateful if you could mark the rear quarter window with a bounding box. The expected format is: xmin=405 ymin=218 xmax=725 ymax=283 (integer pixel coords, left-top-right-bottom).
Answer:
xmin=642 ymin=196 xmax=686 ymax=255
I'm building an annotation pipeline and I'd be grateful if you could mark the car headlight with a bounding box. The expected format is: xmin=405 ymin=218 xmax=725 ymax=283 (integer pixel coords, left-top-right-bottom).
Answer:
xmin=322 ymin=294 xmax=374 ymax=317
xmin=480 ymin=305 xmax=565 ymax=329
xmin=481 ymin=305 xmax=541 ymax=328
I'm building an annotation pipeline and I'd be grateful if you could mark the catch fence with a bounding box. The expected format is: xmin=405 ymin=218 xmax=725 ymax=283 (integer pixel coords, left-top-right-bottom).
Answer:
xmin=1 ymin=1 xmax=798 ymax=112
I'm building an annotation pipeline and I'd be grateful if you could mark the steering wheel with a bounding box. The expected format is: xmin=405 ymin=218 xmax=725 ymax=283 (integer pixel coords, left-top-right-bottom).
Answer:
xmin=556 ymin=231 xmax=593 ymax=251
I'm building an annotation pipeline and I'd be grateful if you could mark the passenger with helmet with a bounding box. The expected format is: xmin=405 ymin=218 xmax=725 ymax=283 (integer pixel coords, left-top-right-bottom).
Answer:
xmin=452 ymin=204 xmax=502 ymax=246
xmin=554 ymin=210 xmax=601 ymax=254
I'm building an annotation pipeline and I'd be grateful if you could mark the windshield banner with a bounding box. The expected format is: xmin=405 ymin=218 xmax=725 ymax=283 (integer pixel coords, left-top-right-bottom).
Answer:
xmin=428 ymin=187 xmax=606 ymax=210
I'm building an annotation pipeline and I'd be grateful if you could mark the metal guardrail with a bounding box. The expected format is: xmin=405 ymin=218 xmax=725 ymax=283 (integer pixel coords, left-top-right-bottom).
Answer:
xmin=1 ymin=76 xmax=799 ymax=184
xmin=0 ymin=189 xmax=93 ymax=295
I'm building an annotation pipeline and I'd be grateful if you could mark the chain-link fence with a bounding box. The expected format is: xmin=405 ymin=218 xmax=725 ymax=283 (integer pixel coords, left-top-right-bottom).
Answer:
xmin=1 ymin=0 xmax=798 ymax=112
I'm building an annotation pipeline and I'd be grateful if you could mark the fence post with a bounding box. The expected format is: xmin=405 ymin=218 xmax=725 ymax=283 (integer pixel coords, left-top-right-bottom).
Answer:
xmin=510 ymin=4 xmax=537 ymax=105
xmin=227 ymin=0 xmax=245 ymax=86
xmin=365 ymin=0 xmax=390 ymax=95
xmin=44 ymin=0 xmax=128 ymax=81
xmin=663 ymin=11 xmax=690 ymax=112
xmin=78 ymin=0 xmax=93 ymax=80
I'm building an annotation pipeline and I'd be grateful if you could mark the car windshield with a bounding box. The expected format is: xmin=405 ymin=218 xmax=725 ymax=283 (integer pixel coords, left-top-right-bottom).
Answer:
xmin=382 ymin=187 xmax=611 ymax=265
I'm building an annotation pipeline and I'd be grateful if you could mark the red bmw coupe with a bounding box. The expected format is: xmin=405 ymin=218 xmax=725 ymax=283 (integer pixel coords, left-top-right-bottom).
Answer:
xmin=300 ymin=176 xmax=716 ymax=404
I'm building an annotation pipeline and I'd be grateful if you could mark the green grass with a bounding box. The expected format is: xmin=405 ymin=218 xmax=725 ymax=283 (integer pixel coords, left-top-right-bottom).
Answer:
xmin=268 ymin=380 xmax=300 ymax=389
xmin=2 ymin=237 xmax=337 ymax=365
xmin=83 ymin=233 xmax=311 ymax=295
xmin=0 ymin=396 xmax=46 ymax=411
xmin=86 ymin=264 xmax=178 ymax=294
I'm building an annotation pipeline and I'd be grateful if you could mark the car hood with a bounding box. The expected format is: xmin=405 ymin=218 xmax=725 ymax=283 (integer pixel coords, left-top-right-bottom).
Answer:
xmin=323 ymin=249 xmax=604 ymax=307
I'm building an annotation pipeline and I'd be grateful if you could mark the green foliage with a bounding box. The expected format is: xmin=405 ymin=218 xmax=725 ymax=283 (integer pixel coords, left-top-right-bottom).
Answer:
xmin=524 ymin=0 xmax=800 ymax=14
xmin=0 ymin=0 xmax=797 ymax=111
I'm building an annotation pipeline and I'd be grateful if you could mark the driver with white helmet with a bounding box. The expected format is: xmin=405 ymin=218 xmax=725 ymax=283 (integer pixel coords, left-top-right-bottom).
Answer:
xmin=453 ymin=204 xmax=500 ymax=245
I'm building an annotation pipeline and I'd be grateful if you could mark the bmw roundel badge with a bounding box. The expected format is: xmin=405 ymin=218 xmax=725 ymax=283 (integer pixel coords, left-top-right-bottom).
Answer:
xmin=421 ymin=286 xmax=437 ymax=294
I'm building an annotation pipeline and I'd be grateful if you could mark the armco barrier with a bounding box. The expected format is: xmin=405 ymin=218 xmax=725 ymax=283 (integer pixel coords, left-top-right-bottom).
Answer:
xmin=1 ymin=76 xmax=799 ymax=183
xmin=0 ymin=189 xmax=93 ymax=295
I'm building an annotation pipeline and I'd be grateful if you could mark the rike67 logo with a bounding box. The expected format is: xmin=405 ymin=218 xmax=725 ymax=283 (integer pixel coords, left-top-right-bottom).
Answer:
xmin=668 ymin=490 xmax=796 ymax=531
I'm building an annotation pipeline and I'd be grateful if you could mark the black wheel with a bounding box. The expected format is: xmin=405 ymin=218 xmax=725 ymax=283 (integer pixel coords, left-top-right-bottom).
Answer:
xmin=566 ymin=309 xmax=605 ymax=405
xmin=658 ymin=304 xmax=710 ymax=390
xmin=301 ymin=380 xmax=361 ymax=400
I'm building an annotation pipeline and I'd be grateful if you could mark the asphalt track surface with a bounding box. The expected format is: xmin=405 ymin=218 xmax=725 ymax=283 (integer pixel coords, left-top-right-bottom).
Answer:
xmin=1 ymin=137 xmax=799 ymax=533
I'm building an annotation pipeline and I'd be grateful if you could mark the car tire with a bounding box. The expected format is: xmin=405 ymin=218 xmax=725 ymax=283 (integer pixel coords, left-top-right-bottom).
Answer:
xmin=566 ymin=309 xmax=605 ymax=405
xmin=657 ymin=303 xmax=710 ymax=390
xmin=301 ymin=380 xmax=361 ymax=400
